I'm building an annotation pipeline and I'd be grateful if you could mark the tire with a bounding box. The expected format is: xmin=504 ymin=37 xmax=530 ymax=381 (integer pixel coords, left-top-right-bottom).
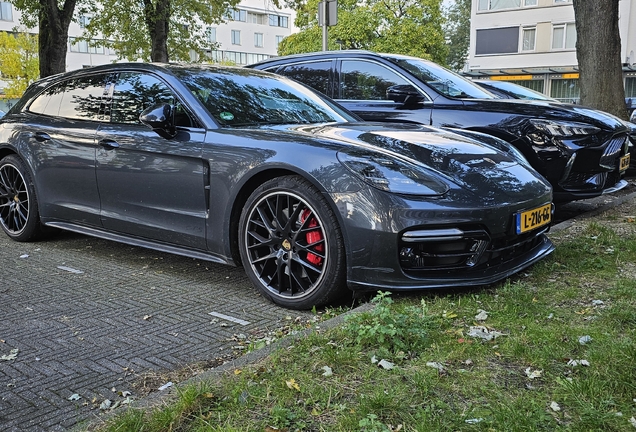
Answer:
xmin=239 ymin=175 xmax=346 ymax=309
xmin=0 ymin=155 xmax=43 ymax=242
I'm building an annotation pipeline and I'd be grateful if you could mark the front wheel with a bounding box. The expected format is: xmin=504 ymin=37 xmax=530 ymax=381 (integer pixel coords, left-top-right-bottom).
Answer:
xmin=0 ymin=155 xmax=43 ymax=241
xmin=239 ymin=176 xmax=346 ymax=309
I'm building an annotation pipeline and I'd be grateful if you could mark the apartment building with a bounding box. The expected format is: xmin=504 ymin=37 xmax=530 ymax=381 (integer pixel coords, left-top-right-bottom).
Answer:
xmin=0 ymin=0 xmax=294 ymax=108
xmin=467 ymin=0 xmax=636 ymax=102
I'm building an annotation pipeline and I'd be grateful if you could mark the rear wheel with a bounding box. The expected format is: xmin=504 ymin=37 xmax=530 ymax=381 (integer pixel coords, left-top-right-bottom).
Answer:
xmin=0 ymin=155 xmax=43 ymax=241
xmin=239 ymin=176 xmax=346 ymax=309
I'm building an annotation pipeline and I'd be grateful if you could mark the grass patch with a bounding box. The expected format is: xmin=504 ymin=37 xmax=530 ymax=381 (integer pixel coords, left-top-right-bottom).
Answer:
xmin=92 ymin=219 xmax=636 ymax=431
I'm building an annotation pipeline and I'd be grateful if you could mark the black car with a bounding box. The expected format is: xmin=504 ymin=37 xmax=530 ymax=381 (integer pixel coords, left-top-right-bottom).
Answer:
xmin=249 ymin=51 xmax=631 ymax=202
xmin=474 ymin=80 xmax=559 ymax=102
xmin=0 ymin=63 xmax=554 ymax=309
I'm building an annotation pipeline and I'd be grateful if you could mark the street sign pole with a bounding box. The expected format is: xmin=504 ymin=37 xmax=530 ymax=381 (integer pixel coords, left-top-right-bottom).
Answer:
xmin=322 ymin=1 xmax=328 ymax=51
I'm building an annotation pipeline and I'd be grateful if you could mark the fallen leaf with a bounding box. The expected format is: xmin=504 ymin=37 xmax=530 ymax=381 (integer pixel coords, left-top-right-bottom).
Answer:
xmin=525 ymin=367 xmax=542 ymax=379
xmin=321 ymin=365 xmax=333 ymax=377
xmin=378 ymin=359 xmax=395 ymax=370
xmin=475 ymin=309 xmax=488 ymax=321
xmin=629 ymin=417 xmax=636 ymax=428
xmin=442 ymin=310 xmax=457 ymax=319
xmin=99 ymin=399 xmax=112 ymax=410
xmin=285 ymin=379 xmax=300 ymax=391
xmin=426 ymin=362 xmax=445 ymax=371
xmin=578 ymin=335 xmax=593 ymax=345
xmin=0 ymin=349 xmax=19 ymax=361
xmin=234 ymin=369 xmax=242 ymax=375
xmin=311 ymin=407 xmax=320 ymax=416
xmin=550 ymin=401 xmax=561 ymax=412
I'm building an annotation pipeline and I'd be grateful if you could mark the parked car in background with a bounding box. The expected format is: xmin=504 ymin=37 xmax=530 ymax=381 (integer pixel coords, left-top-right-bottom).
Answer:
xmin=0 ymin=63 xmax=555 ymax=309
xmin=474 ymin=80 xmax=559 ymax=102
xmin=250 ymin=51 xmax=631 ymax=202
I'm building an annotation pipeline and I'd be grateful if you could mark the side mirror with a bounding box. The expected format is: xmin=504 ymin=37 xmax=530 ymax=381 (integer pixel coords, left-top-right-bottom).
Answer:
xmin=140 ymin=103 xmax=177 ymax=139
xmin=386 ymin=84 xmax=425 ymax=106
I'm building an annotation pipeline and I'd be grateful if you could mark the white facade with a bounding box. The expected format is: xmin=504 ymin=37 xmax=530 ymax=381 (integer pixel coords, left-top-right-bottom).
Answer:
xmin=0 ymin=0 xmax=294 ymax=106
xmin=468 ymin=0 xmax=636 ymax=101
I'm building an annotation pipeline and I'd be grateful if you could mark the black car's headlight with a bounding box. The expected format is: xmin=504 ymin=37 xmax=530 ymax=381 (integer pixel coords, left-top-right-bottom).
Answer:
xmin=528 ymin=119 xmax=600 ymax=145
xmin=337 ymin=151 xmax=449 ymax=196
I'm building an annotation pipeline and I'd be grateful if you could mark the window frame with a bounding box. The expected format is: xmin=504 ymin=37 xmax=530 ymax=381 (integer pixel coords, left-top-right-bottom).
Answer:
xmin=521 ymin=26 xmax=536 ymax=52
xmin=231 ymin=30 xmax=241 ymax=46
xmin=551 ymin=22 xmax=576 ymax=50
xmin=254 ymin=32 xmax=264 ymax=48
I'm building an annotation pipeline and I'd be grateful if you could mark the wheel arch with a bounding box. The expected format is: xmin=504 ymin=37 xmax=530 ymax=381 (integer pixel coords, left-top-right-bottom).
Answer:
xmin=227 ymin=166 xmax=341 ymax=266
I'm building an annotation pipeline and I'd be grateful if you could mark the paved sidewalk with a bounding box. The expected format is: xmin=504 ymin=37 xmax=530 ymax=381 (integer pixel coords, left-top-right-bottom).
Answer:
xmin=0 ymin=232 xmax=311 ymax=431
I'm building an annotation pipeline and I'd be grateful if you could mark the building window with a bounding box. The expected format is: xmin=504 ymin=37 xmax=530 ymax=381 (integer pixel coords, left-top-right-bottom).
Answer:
xmin=550 ymin=78 xmax=579 ymax=103
xmin=254 ymin=33 xmax=263 ymax=48
xmin=625 ymin=77 xmax=636 ymax=98
xmin=478 ymin=0 xmax=522 ymax=11
xmin=524 ymin=0 xmax=537 ymax=5
xmin=269 ymin=14 xmax=288 ymax=28
xmin=78 ymin=15 xmax=91 ymax=28
xmin=552 ymin=23 xmax=576 ymax=50
xmin=206 ymin=27 xmax=216 ymax=43
xmin=0 ymin=1 xmax=13 ymax=21
xmin=521 ymin=27 xmax=536 ymax=51
xmin=554 ymin=0 xmax=572 ymax=3
xmin=275 ymin=35 xmax=284 ymax=49
xmin=247 ymin=12 xmax=266 ymax=24
xmin=231 ymin=30 xmax=241 ymax=45
xmin=69 ymin=38 xmax=105 ymax=54
xmin=475 ymin=27 xmax=519 ymax=55
xmin=228 ymin=9 xmax=246 ymax=22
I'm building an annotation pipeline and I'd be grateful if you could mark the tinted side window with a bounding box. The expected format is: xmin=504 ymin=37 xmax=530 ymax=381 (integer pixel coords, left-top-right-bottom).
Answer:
xmin=277 ymin=61 xmax=332 ymax=96
xmin=339 ymin=60 xmax=410 ymax=101
xmin=111 ymin=73 xmax=175 ymax=125
xmin=28 ymin=82 xmax=66 ymax=116
xmin=58 ymin=75 xmax=107 ymax=121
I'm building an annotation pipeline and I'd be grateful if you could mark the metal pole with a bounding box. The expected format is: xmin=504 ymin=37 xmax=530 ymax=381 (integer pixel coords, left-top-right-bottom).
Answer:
xmin=322 ymin=1 xmax=328 ymax=51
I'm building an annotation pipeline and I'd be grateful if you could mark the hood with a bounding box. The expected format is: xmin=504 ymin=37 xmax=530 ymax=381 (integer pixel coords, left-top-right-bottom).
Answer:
xmin=463 ymin=99 xmax=627 ymax=131
xmin=275 ymin=122 xmax=551 ymax=201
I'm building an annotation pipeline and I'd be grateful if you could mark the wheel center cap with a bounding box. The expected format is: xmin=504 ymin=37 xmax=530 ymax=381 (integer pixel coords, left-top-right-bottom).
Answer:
xmin=281 ymin=239 xmax=292 ymax=251
xmin=14 ymin=195 xmax=19 ymax=203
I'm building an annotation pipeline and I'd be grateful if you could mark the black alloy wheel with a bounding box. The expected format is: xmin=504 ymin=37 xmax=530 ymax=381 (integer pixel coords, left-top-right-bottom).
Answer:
xmin=239 ymin=176 xmax=346 ymax=309
xmin=0 ymin=155 xmax=42 ymax=241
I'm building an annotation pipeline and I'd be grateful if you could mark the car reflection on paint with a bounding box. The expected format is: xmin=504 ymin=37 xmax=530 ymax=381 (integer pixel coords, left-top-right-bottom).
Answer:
xmin=0 ymin=63 xmax=554 ymax=309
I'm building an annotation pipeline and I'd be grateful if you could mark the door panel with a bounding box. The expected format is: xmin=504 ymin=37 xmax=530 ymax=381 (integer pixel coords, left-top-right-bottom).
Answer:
xmin=95 ymin=72 xmax=208 ymax=249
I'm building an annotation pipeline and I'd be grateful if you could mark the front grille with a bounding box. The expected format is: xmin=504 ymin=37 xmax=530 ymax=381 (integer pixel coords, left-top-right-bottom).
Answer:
xmin=399 ymin=227 xmax=546 ymax=275
xmin=599 ymin=135 xmax=627 ymax=169
xmin=561 ymin=172 xmax=606 ymax=190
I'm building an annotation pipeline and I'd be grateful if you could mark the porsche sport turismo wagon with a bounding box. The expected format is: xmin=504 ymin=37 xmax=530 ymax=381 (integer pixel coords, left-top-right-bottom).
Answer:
xmin=0 ymin=63 xmax=554 ymax=309
xmin=250 ymin=51 xmax=631 ymax=202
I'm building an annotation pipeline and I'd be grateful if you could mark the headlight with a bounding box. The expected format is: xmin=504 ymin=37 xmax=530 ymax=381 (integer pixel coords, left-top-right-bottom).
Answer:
xmin=337 ymin=151 xmax=449 ymax=196
xmin=529 ymin=119 xmax=600 ymax=138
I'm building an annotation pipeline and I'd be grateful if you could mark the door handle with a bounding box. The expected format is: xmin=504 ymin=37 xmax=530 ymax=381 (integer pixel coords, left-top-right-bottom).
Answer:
xmin=98 ymin=139 xmax=120 ymax=150
xmin=31 ymin=132 xmax=51 ymax=142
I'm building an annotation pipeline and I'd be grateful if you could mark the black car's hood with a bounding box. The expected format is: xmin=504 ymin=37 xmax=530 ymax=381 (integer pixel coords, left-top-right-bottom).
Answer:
xmin=272 ymin=122 xmax=550 ymax=200
xmin=462 ymin=98 xmax=627 ymax=131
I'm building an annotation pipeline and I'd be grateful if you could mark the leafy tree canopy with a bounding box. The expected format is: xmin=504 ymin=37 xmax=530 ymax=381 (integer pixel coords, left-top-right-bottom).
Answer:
xmin=0 ymin=31 xmax=39 ymax=98
xmin=279 ymin=0 xmax=447 ymax=65
xmin=443 ymin=0 xmax=470 ymax=72
xmin=82 ymin=0 xmax=240 ymax=62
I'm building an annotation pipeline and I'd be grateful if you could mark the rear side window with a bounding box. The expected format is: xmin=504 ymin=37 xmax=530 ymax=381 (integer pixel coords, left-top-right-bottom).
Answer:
xmin=277 ymin=61 xmax=332 ymax=96
xmin=339 ymin=60 xmax=411 ymax=101
xmin=28 ymin=75 xmax=108 ymax=121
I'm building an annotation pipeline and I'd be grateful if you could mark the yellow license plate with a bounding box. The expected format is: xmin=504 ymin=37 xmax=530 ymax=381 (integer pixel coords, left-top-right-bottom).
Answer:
xmin=619 ymin=153 xmax=631 ymax=171
xmin=516 ymin=203 xmax=552 ymax=234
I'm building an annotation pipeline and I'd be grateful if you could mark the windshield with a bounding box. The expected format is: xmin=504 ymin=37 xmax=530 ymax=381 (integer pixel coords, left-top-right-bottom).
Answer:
xmin=481 ymin=81 xmax=557 ymax=101
xmin=173 ymin=68 xmax=356 ymax=127
xmin=386 ymin=57 xmax=494 ymax=100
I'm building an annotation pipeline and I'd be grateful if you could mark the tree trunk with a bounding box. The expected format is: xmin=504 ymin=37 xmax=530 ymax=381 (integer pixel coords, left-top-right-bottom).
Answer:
xmin=38 ymin=0 xmax=76 ymax=77
xmin=572 ymin=0 xmax=627 ymax=119
xmin=144 ymin=0 xmax=170 ymax=62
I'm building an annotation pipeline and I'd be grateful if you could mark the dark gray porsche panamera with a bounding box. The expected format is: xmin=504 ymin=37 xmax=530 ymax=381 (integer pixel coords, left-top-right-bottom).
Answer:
xmin=0 ymin=63 xmax=555 ymax=309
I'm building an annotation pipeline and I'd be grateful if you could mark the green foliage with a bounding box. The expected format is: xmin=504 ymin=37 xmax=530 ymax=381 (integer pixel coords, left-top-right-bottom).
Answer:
xmin=82 ymin=0 xmax=240 ymax=62
xmin=359 ymin=413 xmax=391 ymax=432
xmin=443 ymin=0 xmax=471 ymax=71
xmin=0 ymin=31 xmax=39 ymax=98
xmin=344 ymin=291 xmax=430 ymax=356
xmin=279 ymin=0 xmax=448 ymax=64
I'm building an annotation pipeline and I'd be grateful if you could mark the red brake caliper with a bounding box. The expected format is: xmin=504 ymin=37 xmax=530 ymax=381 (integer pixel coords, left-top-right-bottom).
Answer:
xmin=300 ymin=209 xmax=324 ymax=266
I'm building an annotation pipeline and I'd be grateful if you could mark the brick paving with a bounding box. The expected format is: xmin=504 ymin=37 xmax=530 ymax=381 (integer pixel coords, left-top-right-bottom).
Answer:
xmin=0 ymin=231 xmax=311 ymax=431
